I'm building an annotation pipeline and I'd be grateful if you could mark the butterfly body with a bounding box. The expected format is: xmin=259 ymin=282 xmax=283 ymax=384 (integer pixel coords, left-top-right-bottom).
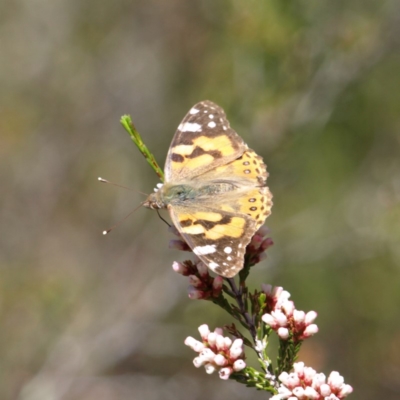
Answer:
xmin=144 ymin=101 xmax=272 ymax=277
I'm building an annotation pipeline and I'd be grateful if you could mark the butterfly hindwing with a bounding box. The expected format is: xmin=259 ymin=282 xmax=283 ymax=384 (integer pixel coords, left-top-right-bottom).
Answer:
xmin=168 ymin=205 xmax=257 ymax=278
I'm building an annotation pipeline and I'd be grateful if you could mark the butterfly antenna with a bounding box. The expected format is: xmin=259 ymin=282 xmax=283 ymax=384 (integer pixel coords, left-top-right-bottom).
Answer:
xmin=156 ymin=209 xmax=171 ymax=227
xmin=98 ymin=177 xmax=148 ymax=196
xmin=102 ymin=202 xmax=146 ymax=235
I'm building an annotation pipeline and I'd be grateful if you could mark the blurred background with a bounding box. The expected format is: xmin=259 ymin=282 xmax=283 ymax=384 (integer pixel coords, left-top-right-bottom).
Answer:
xmin=1 ymin=0 xmax=400 ymax=399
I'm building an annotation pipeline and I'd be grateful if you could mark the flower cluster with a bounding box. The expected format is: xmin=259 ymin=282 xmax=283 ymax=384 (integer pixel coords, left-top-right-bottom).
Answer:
xmin=184 ymin=324 xmax=246 ymax=380
xmin=261 ymin=285 xmax=318 ymax=341
xmin=272 ymin=362 xmax=353 ymax=400
xmin=173 ymin=259 xmax=223 ymax=299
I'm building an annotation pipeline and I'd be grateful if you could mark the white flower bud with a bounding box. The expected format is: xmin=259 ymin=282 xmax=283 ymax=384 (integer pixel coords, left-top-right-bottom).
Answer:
xmin=200 ymin=348 xmax=216 ymax=362
xmin=303 ymin=324 xmax=319 ymax=337
xmin=305 ymin=310 xmax=317 ymax=324
xmin=293 ymin=309 xmax=305 ymax=323
xmin=293 ymin=362 xmax=305 ymax=375
xmin=319 ymin=383 xmax=331 ymax=396
xmin=304 ymin=386 xmax=319 ymax=399
xmin=277 ymin=327 xmax=290 ymax=340
xmin=204 ymin=363 xmax=216 ymax=374
xmin=198 ymin=324 xmax=210 ymax=340
xmin=196 ymin=261 xmax=208 ymax=277
xmin=261 ymin=283 xmax=272 ymax=294
xmin=188 ymin=275 xmax=202 ymax=287
xmin=262 ymin=313 xmax=276 ymax=327
xmin=219 ymin=367 xmax=233 ymax=380
xmin=328 ymin=371 xmax=344 ymax=389
xmin=272 ymin=310 xmax=288 ymax=326
xmin=282 ymin=301 xmax=295 ymax=316
xmin=207 ymin=332 xmax=217 ymax=346
xmin=338 ymin=384 xmax=353 ymax=397
xmin=233 ymin=359 xmax=246 ymax=371
xmin=223 ymin=337 xmax=232 ymax=349
xmin=172 ymin=261 xmax=187 ymax=274
xmin=292 ymin=387 xmax=305 ymax=397
xmin=193 ymin=356 xmax=206 ymax=368
xmin=214 ymin=354 xmax=228 ymax=366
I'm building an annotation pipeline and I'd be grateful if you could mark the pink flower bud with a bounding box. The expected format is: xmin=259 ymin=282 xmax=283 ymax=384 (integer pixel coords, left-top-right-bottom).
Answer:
xmin=286 ymin=372 xmax=300 ymax=388
xmin=303 ymin=366 xmax=317 ymax=383
xmin=328 ymin=371 xmax=344 ymax=389
xmin=223 ymin=337 xmax=232 ymax=349
xmin=187 ymin=286 xmax=204 ymax=300
xmin=196 ymin=261 xmax=209 ymax=277
xmin=272 ymin=310 xmax=288 ymax=326
xmin=261 ymin=283 xmax=273 ymax=294
xmin=338 ymin=384 xmax=353 ymax=397
xmin=229 ymin=345 xmax=243 ymax=359
xmin=293 ymin=309 xmax=305 ymax=323
xmin=319 ymin=383 xmax=332 ymax=396
xmin=292 ymin=387 xmax=305 ymax=397
xmin=303 ymin=324 xmax=319 ymax=337
xmin=193 ymin=356 xmax=205 ymax=368
xmin=204 ymin=363 xmax=216 ymax=374
xmin=216 ymin=334 xmax=226 ymax=351
xmin=278 ymin=372 xmax=289 ymax=385
xmin=184 ymin=336 xmax=205 ymax=352
xmin=219 ymin=367 xmax=233 ymax=380
xmin=200 ymin=348 xmax=216 ymax=362
xmin=257 ymin=225 xmax=270 ymax=237
xmin=293 ymin=362 xmax=305 ymax=375
xmin=233 ymin=359 xmax=246 ymax=371
xmin=198 ymin=324 xmax=210 ymax=340
xmin=188 ymin=275 xmax=202 ymax=287
xmin=305 ymin=310 xmax=317 ymax=324
xmin=207 ymin=332 xmax=217 ymax=346
xmin=214 ymin=327 xmax=224 ymax=336
xmin=262 ymin=313 xmax=276 ymax=327
xmin=172 ymin=261 xmax=188 ymax=275
xmin=282 ymin=301 xmax=295 ymax=316
xmin=214 ymin=354 xmax=228 ymax=366
xmin=212 ymin=276 xmax=223 ymax=291
xmin=311 ymin=372 xmax=326 ymax=389
xmin=304 ymin=386 xmax=320 ymax=399
xmin=278 ymin=327 xmax=290 ymax=340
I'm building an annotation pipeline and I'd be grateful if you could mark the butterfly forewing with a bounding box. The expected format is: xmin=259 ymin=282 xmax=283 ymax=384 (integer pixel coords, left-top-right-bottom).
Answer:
xmin=164 ymin=101 xmax=247 ymax=182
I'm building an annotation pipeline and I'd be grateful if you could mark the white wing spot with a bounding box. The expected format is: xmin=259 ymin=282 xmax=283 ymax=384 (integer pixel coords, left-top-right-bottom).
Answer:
xmin=193 ymin=245 xmax=217 ymax=255
xmin=223 ymin=126 xmax=227 ymax=130
xmin=189 ymin=108 xmax=199 ymax=114
xmin=227 ymin=256 xmax=232 ymax=261
xmin=208 ymin=121 xmax=216 ymax=128
xmin=238 ymin=244 xmax=242 ymax=248
xmin=209 ymin=114 xmax=214 ymax=119
xmin=204 ymin=110 xmax=208 ymax=113
xmin=224 ymin=246 xmax=232 ymax=254
xmin=209 ymin=262 xmax=219 ymax=269
xmin=179 ymin=122 xmax=202 ymax=132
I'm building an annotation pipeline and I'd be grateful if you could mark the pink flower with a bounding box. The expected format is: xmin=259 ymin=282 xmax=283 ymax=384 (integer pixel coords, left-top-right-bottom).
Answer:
xmin=261 ymin=288 xmax=318 ymax=342
xmin=271 ymin=362 xmax=353 ymax=400
xmin=184 ymin=325 xmax=246 ymax=380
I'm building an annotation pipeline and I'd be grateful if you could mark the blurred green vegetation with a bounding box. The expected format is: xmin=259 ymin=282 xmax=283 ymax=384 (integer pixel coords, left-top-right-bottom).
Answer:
xmin=1 ymin=0 xmax=400 ymax=399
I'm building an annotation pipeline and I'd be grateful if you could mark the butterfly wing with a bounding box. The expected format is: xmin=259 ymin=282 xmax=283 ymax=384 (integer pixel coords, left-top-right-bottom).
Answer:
xmin=164 ymin=100 xmax=247 ymax=182
xmin=197 ymin=148 xmax=273 ymax=230
xmin=168 ymin=204 xmax=257 ymax=278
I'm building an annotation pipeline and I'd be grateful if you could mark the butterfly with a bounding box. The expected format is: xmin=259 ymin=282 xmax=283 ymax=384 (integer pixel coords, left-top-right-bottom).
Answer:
xmin=144 ymin=101 xmax=272 ymax=278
